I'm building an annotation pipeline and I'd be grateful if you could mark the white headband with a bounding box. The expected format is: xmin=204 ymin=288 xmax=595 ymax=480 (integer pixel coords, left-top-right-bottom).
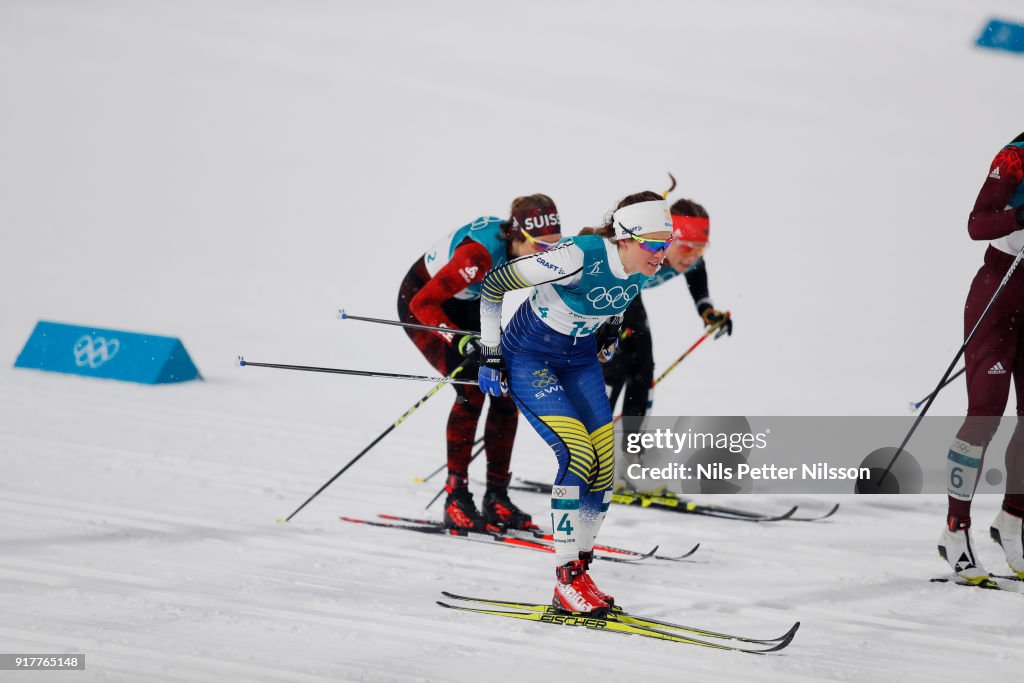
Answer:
xmin=612 ymin=200 xmax=672 ymax=240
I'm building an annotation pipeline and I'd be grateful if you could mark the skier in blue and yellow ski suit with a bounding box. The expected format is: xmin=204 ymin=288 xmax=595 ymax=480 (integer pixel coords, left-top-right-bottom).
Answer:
xmin=476 ymin=192 xmax=673 ymax=615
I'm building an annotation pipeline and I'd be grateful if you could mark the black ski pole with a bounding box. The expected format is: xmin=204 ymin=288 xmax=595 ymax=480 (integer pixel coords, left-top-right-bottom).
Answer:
xmin=276 ymin=361 xmax=471 ymax=522
xmin=909 ymin=367 xmax=966 ymax=412
xmin=414 ymin=436 xmax=484 ymax=483
xmin=877 ymin=244 xmax=1024 ymax=489
xmin=424 ymin=442 xmax=486 ymax=510
xmin=238 ymin=357 xmax=477 ymax=385
xmin=338 ymin=309 xmax=479 ymax=337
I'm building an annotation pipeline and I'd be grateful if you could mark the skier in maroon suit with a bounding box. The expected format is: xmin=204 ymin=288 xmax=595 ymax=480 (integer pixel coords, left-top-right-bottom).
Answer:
xmin=938 ymin=132 xmax=1024 ymax=583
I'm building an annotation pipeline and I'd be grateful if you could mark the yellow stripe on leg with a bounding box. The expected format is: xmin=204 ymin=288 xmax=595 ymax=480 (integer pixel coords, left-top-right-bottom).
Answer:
xmin=543 ymin=415 xmax=600 ymax=485
xmin=589 ymin=422 xmax=616 ymax=491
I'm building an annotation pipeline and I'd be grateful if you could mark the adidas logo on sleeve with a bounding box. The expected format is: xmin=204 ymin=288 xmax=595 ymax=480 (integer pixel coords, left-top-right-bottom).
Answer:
xmin=990 ymin=167 xmax=1002 ymax=180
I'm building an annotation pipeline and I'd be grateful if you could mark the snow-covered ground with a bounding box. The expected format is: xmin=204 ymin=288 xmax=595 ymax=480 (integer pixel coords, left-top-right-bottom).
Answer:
xmin=2 ymin=1 xmax=1024 ymax=680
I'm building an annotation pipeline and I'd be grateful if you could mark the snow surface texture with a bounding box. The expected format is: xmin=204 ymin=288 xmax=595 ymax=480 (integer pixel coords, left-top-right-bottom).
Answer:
xmin=2 ymin=1 xmax=1024 ymax=680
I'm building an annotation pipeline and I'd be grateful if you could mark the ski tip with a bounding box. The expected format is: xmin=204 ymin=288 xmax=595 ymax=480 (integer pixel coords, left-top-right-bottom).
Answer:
xmin=657 ymin=542 xmax=701 ymax=561
xmin=753 ymin=621 xmax=801 ymax=653
xmin=752 ymin=505 xmax=798 ymax=522
xmin=775 ymin=505 xmax=799 ymax=521
xmin=791 ymin=503 xmax=840 ymax=522
xmin=625 ymin=545 xmax=658 ymax=562
xmin=439 ymin=591 xmax=465 ymax=601
xmin=764 ymin=622 xmax=801 ymax=652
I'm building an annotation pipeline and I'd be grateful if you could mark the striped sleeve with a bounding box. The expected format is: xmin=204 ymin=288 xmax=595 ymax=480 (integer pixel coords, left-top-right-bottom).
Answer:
xmin=481 ymin=261 xmax=531 ymax=304
xmin=479 ymin=242 xmax=585 ymax=347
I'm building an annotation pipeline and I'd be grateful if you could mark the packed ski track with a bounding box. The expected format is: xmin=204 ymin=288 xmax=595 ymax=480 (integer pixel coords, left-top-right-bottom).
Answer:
xmin=4 ymin=0 xmax=1024 ymax=680
xmin=2 ymin=370 xmax=1022 ymax=681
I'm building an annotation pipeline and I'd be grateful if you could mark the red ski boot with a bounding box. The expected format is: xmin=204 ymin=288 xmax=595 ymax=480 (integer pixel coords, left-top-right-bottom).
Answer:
xmin=482 ymin=487 xmax=539 ymax=532
xmin=578 ymin=550 xmax=615 ymax=607
xmin=443 ymin=475 xmax=488 ymax=532
xmin=552 ymin=560 xmax=610 ymax=617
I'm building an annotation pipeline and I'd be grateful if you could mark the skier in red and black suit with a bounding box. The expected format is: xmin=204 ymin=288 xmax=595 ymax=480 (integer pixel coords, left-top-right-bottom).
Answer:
xmin=939 ymin=132 xmax=1024 ymax=583
xmin=397 ymin=195 xmax=562 ymax=531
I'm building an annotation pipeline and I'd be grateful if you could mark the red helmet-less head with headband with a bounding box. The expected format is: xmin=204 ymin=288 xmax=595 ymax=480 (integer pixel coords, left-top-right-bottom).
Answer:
xmin=667 ymin=198 xmax=710 ymax=270
xmin=670 ymin=197 xmax=710 ymax=245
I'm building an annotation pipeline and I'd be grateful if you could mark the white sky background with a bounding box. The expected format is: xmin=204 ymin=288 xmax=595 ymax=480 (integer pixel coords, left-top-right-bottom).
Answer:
xmin=3 ymin=0 xmax=1023 ymax=427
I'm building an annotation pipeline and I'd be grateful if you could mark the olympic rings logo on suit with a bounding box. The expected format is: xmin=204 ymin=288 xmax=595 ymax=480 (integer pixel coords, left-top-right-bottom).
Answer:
xmin=553 ymin=487 xmax=568 ymax=498
xmin=586 ymin=284 xmax=639 ymax=310
xmin=470 ymin=216 xmax=501 ymax=231
xmin=531 ymin=370 xmax=559 ymax=388
xmin=73 ymin=335 xmax=120 ymax=368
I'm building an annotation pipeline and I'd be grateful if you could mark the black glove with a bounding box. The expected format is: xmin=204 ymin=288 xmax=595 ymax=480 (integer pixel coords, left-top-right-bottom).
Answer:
xmin=698 ymin=303 xmax=732 ymax=337
xmin=596 ymin=318 xmax=622 ymax=364
xmin=457 ymin=335 xmax=481 ymax=362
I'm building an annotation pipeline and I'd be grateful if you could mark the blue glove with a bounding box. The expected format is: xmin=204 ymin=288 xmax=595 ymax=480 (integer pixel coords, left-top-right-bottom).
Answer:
xmin=596 ymin=318 xmax=622 ymax=364
xmin=477 ymin=344 xmax=508 ymax=396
